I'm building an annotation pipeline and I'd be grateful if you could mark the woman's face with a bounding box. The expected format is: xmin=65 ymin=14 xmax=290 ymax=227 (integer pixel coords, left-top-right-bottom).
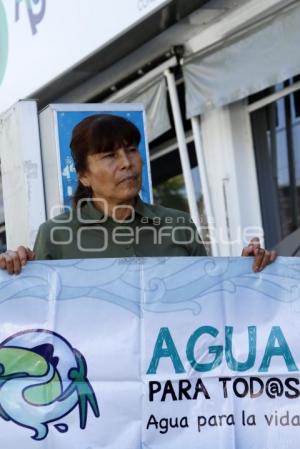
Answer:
xmin=79 ymin=144 xmax=143 ymax=207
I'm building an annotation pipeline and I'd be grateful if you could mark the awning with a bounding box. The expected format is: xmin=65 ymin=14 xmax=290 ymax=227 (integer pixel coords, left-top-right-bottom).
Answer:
xmin=124 ymin=77 xmax=171 ymax=142
xmin=108 ymin=74 xmax=171 ymax=142
xmin=183 ymin=3 xmax=300 ymax=118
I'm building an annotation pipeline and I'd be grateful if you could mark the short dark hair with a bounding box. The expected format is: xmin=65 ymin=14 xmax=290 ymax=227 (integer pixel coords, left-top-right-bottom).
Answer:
xmin=70 ymin=114 xmax=141 ymax=206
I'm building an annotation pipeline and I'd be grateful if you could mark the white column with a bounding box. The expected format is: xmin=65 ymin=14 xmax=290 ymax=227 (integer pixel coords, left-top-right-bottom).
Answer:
xmin=230 ymin=100 xmax=264 ymax=248
xmin=191 ymin=116 xmax=219 ymax=256
xmin=164 ymin=69 xmax=201 ymax=230
xmin=0 ymin=101 xmax=46 ymax=249
xmin=200 ymin=101 xmax=263 ymax=256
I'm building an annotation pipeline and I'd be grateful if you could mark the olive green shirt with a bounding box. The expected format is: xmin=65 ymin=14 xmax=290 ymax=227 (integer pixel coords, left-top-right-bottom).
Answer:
xmin=33 ymin=198 xmax=207 ymax=260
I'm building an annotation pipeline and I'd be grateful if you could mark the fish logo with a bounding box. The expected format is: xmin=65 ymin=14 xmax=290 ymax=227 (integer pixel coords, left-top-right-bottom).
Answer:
xmin=0 ymin=329 xmax=100 ymax=440
xmin=0 ymin=0 xmax=9 ymax=85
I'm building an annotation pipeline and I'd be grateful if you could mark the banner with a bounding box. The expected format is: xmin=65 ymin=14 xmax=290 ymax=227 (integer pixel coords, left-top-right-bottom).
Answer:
xmin=0 ymin=256 xmax=300 ymax=448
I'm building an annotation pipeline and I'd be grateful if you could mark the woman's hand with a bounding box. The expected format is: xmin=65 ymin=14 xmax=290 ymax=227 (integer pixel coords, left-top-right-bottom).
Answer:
xmin=241 ymin=238 xmax=277 ymax=272
xmin=0 ymin=246 xmax=35 ymax=274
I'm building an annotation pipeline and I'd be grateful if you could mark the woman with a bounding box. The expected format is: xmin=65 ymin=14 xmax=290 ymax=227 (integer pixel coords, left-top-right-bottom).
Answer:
xmin=0 ymin=114 xmax=276 ymax=273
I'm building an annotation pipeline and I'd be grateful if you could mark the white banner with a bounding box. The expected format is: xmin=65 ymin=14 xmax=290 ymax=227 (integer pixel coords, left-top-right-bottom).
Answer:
xmin=0 ymin=257 xmax=300 ymax=448
xmin=0 ymin=0 xmax=170 ymax=114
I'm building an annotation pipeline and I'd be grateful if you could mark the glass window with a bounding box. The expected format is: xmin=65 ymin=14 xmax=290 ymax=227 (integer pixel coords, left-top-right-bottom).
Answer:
xmin=250 ymin=78 xmax=300 ymax=248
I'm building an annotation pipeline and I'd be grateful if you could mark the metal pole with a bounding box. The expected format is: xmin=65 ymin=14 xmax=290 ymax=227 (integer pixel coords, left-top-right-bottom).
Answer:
xmin=248 ymin=81 xmax=300 ymax=113
xmin=164 ymin=69 xmax=201 ymax=230
xmin=191 ymin=116 xmax=219 ymax=255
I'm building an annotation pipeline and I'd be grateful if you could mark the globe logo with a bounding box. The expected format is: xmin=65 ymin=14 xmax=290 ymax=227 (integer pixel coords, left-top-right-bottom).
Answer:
xmin=0 ymin=0 xmax=8 ymax=85
xmin=0 ymin=329 xmax=100 ymax=440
